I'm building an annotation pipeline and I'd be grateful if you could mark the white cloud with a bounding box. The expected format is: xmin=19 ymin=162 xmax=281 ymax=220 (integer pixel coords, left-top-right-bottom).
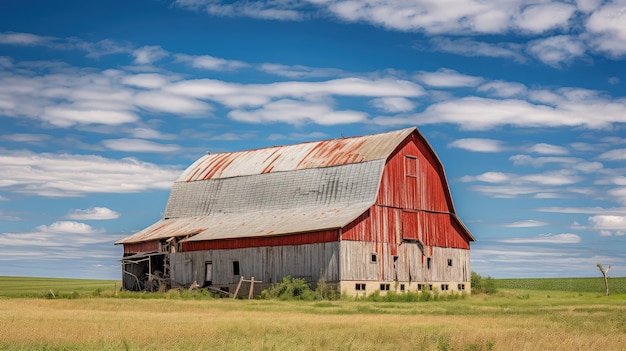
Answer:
xmin=429 ymin=38 xmax=525 ymax=62
xmin=134 ymin=91 xmax=212 ymax=115
xmin=0 ymin=150 xmax=181 ymax=197
xmin=448 ymin=138 xmax=506 ymax=152
xmin=41 ymin=107 xmax=139 ymax=127
xmin=102 ymin=138 xmax=181 ymax=153
xmin=461 ymin=170 xmax=581 ymax=186
xmin=527 ymin=35 xmax=586 ymax=66
xmin=503 ymin=220 xmax=549 ymax=228
xmin=259 ymin=63 xmax=344 ymax=78
xmin=370 ymin=97 xmax=415 ymax=113
xmin=415 ymin=68 xmax=483 ymax=88
xmin=509 ymin=155 xmax=600 ymax=172
xmin=0 ymin=32 xmax=133 ymax=58
xmin=460 ymin=172 xmax=510 ymax=183
xmin=586 ymin=1 xmax=626 ymax=57
xmin=121 ymin=73 xmax=171 ymax=89
xmin=131 ymin=128 xmax=176 ymax=140
xmin=65 ymin=207 xmax=121 ymax=220
xmin=536 ymin=207 xmax=626 ymax=215
xmin=38 ymin=221 xmax=104 ymax=234
xmin=468 ymin=184 xmax=554 ymax=198
xmin=515 ymin=3 xmax=577 ymax=34
xmin=599 ymin=148 xmax=626 ymax=160
xmin=132 ymin=45 xmax=168 ymax=65
xmin=175 ymin=54 xmax=248 ymax=71
xmin=529 ymin=143 xmax=569 ymax=155
xmin=0 ymin=133 xmax=51 ymax=143
xmin=0 ymin=221 xmax=117 ymax=249
xmin=610 ymin=187 xmax=626 ymax=205
xmin=228 ymin=99 xmax=368 ymax=125
xmin=477 ymin=81 xmax=527 ymax=98
xmin=521 ymin=171 xmax=582 ymax=186
xmin=588 ymin=215 xmax=626 ymax=236
xmin=499 ymin=233 xmax=582 ymax=244
xmin=0 ymin=32 xmax=54 ymax=45
xmin=374 ymin=91 xmax=626 ymax=130
xmin=165 ymin=77 xmax=425 ymax=108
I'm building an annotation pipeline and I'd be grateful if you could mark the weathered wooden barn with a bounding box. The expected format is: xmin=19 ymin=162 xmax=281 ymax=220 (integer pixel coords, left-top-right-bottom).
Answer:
xmin=116 ymin=127 xmax=475 ymax=296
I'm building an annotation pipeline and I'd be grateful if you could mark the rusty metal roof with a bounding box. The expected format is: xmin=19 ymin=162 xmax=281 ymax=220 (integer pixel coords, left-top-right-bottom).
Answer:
xmin=177 ymin=127 xmax=415 ymax=182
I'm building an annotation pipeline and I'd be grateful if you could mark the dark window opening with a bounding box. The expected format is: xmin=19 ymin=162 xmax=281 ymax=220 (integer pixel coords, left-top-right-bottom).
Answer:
xmin=447 ymin=259 xmax=453 ymax=267
xmin=232 ymin=261 xmax=240 ymax=276
xmin=458 ymin=284 xmax=465 ymax=291
xmin=355 ymin=283 xmax=366 ymax=291
xmin=427 ymin=257 xmax=431 ymax=269
xmin=380 ymin=284 xmax=390 ymax=291
xmin=429 ymin=284 xmax=433 ymax=291
xmin=370 ymin=253 xmax=377 ymax=263
xmin=442 ymin=284 xmax=449 ymax=291
xmin=400 ymin=284 xmax=405 ymax=291
xmin=417 ymin=284 xmax=423 ymax=291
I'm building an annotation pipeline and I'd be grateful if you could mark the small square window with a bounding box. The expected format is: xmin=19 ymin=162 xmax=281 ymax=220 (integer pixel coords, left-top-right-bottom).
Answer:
xmin=417 ymin=284 xmax=423 ymax=291
xmin=442 ymin=284 xmax=449 ymax=291
xmin=429 ymin=284 xmax=433 ymax=291
xmin=380 ymin=283 xmax=390 ymax=291
xmin=400 ymin=284 xmax=405 ymax=291
xmin=458 ymin=284 xmax=465 ymax=291
xmin=355 ymin=283 xmax=366 ymax=291
xmin=371 ymin=253 xmax=377 ymax=263
xmin=447 ymin=259 xmax=453 ymax=267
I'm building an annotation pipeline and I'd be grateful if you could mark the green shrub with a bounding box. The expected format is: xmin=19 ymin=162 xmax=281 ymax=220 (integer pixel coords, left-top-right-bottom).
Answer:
xmin=260 ymin=276 xmax=315 ymax=300
xmin=472 ymin=271 xmax=497 ymax=294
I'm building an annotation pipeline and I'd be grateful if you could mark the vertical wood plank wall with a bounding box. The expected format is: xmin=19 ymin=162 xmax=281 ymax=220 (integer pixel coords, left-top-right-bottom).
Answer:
xmin=170 ymin=242 xmax=340 ymax=288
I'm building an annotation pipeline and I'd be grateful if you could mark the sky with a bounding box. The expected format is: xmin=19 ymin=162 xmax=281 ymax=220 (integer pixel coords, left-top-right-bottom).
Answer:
xmin=0 ymin=0 xmax=625 ymax=280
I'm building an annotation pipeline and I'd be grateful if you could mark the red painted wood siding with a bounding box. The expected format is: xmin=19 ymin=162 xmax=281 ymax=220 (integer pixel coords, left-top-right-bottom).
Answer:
xmin=182 ymin=229 xmax=340 ymax=251
xmin=123 ymin=241 xmax=159 ymax=254
xmin=342 ymin=133 xmax=470 ymax=250
xmin=377 ymin=134 xmax=451 ymax=211
xmin=402 ymin=210 xmax=470 ymax=249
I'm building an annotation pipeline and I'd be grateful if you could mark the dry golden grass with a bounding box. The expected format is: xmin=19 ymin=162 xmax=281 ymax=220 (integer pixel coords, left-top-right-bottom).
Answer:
xmin=0 ymin=290 xmax=625 ymax=350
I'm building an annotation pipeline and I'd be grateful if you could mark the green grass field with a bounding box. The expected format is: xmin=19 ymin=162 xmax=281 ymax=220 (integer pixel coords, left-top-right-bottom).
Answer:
xmin=0 ymin=276 xmax=119 ymax=298
xmin=0 ymin=276 xmax=625 ymax=350
xmin=495 ymin=276 xmax=626 ymax=294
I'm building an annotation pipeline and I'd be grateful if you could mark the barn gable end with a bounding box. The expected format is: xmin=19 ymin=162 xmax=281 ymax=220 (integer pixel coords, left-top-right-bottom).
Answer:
xmin=116 ymin=127 xmax=475 ymax=295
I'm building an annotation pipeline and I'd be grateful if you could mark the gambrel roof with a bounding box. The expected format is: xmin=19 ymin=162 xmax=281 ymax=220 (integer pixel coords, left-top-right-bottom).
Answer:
xmin=116 ymin=127 xmax=474 ymax=245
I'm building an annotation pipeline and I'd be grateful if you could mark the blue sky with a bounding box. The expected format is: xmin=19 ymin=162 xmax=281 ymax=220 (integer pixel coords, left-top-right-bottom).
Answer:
xmin=0 ymin=0 xmax=625 ymax=280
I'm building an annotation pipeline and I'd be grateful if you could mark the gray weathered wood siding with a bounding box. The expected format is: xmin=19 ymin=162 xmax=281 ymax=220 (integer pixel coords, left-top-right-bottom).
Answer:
xmin=340 ymin=241 xmax=469 ymax=282
xmin=170 ymin=242 xmax=340 ymax=287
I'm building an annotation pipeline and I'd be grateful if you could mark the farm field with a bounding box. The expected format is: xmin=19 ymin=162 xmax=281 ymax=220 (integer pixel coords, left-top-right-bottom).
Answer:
xmin=0 ymin=276 xmax=625 ymax=350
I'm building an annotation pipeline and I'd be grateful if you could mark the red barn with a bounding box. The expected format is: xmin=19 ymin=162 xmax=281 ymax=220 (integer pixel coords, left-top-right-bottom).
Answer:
xmin=116 ymin=127 xmax=475 ymax=295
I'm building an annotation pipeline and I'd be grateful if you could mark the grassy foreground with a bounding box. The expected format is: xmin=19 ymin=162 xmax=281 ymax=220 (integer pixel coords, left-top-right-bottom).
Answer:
xmin=0 ymin=276 xmax=625 ymax=350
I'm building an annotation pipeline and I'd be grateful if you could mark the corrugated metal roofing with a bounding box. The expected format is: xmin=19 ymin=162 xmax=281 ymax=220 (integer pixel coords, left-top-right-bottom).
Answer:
xmin=177 ymin=127 xmax=415 ymax=182
xmin=115 ymin=203 xmax=371 ymax=244
xmin=164 ymin=160 xmax=385 ymax=218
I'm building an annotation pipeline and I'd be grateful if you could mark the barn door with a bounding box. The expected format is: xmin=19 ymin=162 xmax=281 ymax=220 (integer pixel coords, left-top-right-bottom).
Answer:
xmin=205 ymin=261 xmax=213 ymax=286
